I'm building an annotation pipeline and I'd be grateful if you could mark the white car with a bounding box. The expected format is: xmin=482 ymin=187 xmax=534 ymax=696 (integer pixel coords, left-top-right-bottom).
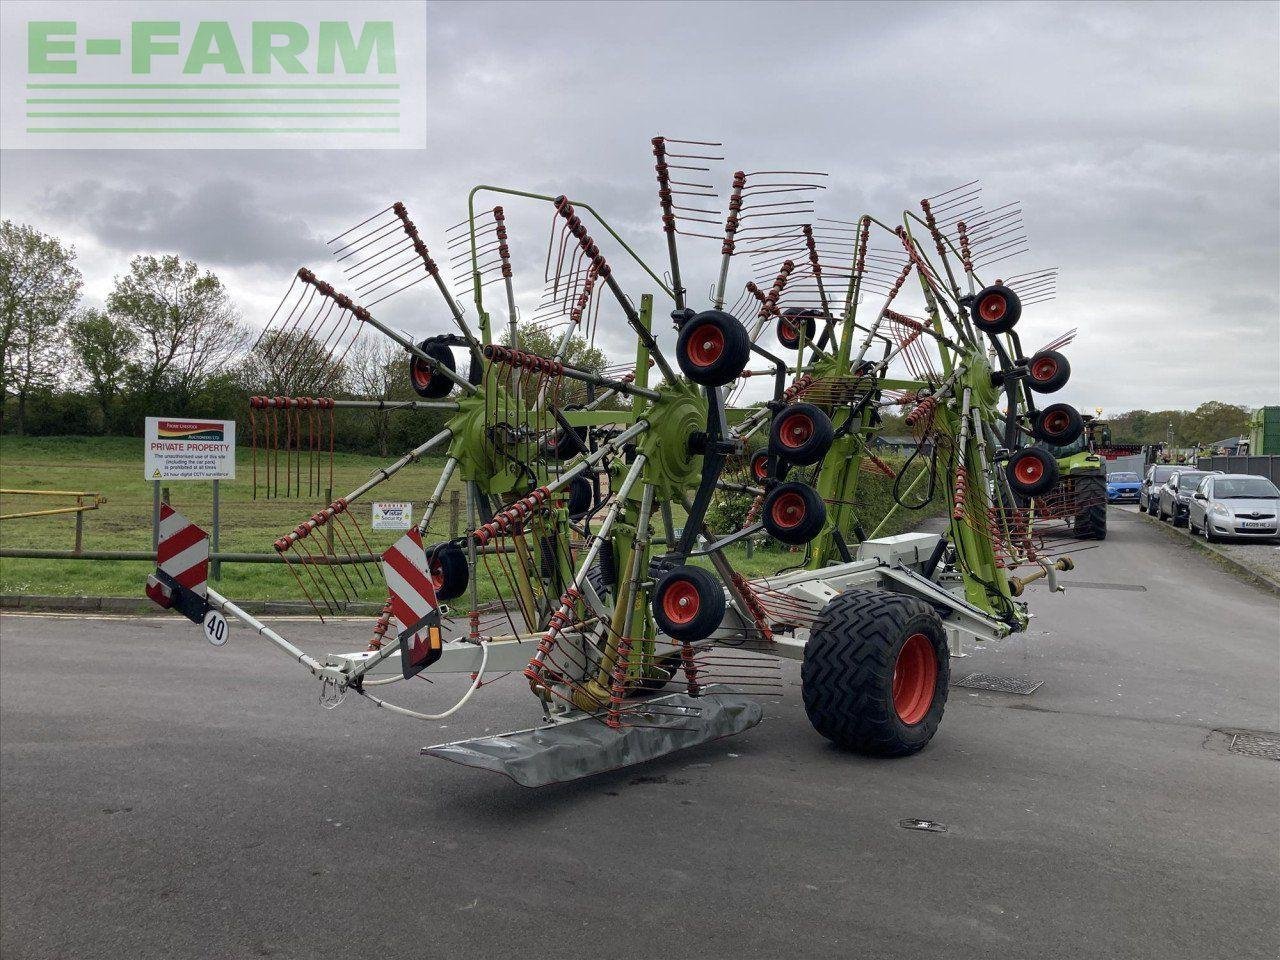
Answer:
xmin=1187 ymin=474 xmax=1280 ymax=543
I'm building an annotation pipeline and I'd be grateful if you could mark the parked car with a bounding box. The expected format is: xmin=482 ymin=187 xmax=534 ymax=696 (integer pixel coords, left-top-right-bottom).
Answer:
xmin=1139 ymin=464 xmax=1177 ymax=513
xmin=1156 ymin=469 xmax=1218 ymax=527
xmin=1187 ymin=474 xmax=1280 ymax=543
xmin=1105 ymin=471 xmax=1142 ymax=503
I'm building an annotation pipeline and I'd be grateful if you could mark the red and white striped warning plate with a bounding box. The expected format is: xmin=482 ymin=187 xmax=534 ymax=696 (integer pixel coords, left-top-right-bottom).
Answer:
xmin=157 ymin=504 xmax=209 ymax=597
xmin=381 ymin=529 xmax=443 ymax=678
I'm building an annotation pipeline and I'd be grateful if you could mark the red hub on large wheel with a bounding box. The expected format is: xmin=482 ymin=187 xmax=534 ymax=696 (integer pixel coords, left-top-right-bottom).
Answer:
xmin=429 ymin=559 xmax=444 ymax=591
xmin=777 ymin=412 xmax=813 ymax=450
xmin=661 ymin=579 xmax=701 ymax=625
xmin=1042 ymin=411 xmax=1070 ymax=437
xmin=1014 ymin=456 xmax=1045 ymax=485
xmin=892 ymin=633 xmax=938 ymax=725
xmin=751 ymin=452 xmax=770 ymax=482
xmin=411 ymin=362 xmax=433 ymax=390
xmin=770 ymin=491 xmax=806 ymax=530
xmin=687 ymin=323 xmax=724 ymax=367
xmin=978 ymin=293 xmax=1007 ymax=323
xmin=1030 ymin=356 xmax=1058 ymax=382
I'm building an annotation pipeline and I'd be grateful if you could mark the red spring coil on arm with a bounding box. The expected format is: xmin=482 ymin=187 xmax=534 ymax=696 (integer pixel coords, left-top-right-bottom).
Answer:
xmin=652 ymin=137 xmax=677 ymax=236
xmin=722 ymin=171 xmax=746 ymax=255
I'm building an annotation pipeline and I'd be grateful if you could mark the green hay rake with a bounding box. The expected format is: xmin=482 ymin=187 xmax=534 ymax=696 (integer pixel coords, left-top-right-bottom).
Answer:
xmin=145 ymin=139 xmax=1091 ymax=786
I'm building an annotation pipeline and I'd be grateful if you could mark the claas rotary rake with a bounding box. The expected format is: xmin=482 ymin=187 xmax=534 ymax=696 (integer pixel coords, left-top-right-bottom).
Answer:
xmin=144 ymin=138 xmax=1091 ymax=786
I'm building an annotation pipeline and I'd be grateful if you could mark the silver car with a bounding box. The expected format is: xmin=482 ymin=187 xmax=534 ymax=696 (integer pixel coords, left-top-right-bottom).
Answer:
xmin=1139 ymin=463 xmax=1177 ymax=513
xmin=1187 ymin=474 xmax=1280 ymax=543
xmin=1156 ymin=469 xmax=1218 ymax=527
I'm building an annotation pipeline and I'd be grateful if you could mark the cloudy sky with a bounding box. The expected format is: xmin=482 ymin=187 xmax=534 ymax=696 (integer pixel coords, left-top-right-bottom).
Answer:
xmin=2 ymin=0 xmax=1277 ymax=414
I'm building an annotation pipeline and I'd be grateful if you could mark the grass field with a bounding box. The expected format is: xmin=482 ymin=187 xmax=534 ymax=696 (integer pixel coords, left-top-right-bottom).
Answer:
xmin=0 ymin=436 xmax=942 ymax=605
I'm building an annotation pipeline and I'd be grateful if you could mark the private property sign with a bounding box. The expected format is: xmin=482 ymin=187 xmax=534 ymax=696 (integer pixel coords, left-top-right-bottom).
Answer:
xmin=145 ymin=417 xmax=235 ymax=480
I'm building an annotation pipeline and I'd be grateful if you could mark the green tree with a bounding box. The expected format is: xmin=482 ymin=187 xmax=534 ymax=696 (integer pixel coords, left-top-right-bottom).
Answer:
xmin=0 ymin=221 xmax=82 ymax=433
xmin=107 ymin=254 xmax=247 ymax=410
xmin=1183 ymin=401 xmax=1250 ymax=445
xmin=68 ymin=308 xmax=138 ymax=430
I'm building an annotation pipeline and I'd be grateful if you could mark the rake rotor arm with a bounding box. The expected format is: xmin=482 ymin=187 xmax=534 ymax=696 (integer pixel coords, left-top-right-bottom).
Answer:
xmin=482 ymin=345 xmax=661 ymax=401
xmin=552 ymin=196 xmax=679 ymax=384
xmin=389 ymin=202 xmax=484 ymax=366
xmin=525 ymin=452 xmax=649 ymax=684
xmin=295 ymin=268 xmax=478 ymax=396
xmin=652 ymin=137 xmax=687 ymax=310
xmin=472 ymin=420 xmax=651 ymax=546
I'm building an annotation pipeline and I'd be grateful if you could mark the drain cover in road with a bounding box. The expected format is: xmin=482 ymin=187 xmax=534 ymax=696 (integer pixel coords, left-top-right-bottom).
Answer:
xmin=1208 ymin=728 xmax=1280 ymax=761
xmin=954 ymin=673 xmax=1043 ymax=695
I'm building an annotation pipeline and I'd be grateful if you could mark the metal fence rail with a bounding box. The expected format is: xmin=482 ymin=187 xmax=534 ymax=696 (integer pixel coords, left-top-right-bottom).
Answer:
xmin=1197 ymin=455 xmax=1280 ymax=484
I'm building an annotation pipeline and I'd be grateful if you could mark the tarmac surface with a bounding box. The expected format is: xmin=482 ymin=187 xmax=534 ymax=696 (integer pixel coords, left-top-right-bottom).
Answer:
xmin=2 ymin=507 xmax=1278 ymax=960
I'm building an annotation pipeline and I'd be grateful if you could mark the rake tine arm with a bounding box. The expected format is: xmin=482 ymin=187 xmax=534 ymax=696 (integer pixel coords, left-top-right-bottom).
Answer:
xmin=553 ymin=196 xmax=678 ymax=383
xmin=390 ymin=203 xmax=484 ymax=366
xmin=295 ymin=268 xmax=478 ymax=396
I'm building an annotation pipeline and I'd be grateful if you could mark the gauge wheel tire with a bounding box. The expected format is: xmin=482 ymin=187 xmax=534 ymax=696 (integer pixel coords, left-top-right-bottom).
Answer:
xmin=409 ymin=341 xmax=457 ymax=399
xmin=769 ymin=403 xmax=835 ymax=465
xmin=547 ymin=423 xmax=588 ymax=461
xmin=1031 ymin=403 xmax=1084 ymax=446
xmin=1026 ymin=350 xmax=1071 ymax=394
xmin=566 ymin=475 xmax=592 ymax=519
xmin=631 ymin=654 xmax=684 ymax=695
xmin=585 ymin=549 xmax=617 ymax=601
xmin=971 ymin=284 xmax=1022 ymax=334
xmin=652 ymin=566 xmax=726 ymax=643
xmin=426 ymin=543 xmax=469 ymax=602
xmin=801 ymin=588 xmax=950 ymax=757
xmin=749 ymin=450 xmax=788 ymax=483
xmin=777 ymin=309 xmax=818 ymax=350
xmin=762 ymin=482 xmax=827 ymax=545
xmin=1072 ymin=477 xmax=1107 ymax=540
xmin=1005 ymin=448 xmax=1060 ymax=499
xmin=675 ymin=310 xmax=751 ymax=387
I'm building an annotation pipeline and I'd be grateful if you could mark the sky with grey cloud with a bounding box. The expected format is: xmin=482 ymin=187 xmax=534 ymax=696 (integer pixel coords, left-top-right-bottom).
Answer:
xmin=1 ymin=0 xmax=1277 ymax=414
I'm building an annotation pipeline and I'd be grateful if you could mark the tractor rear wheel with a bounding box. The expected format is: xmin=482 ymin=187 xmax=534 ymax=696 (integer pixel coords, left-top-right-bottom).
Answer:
xmin=1072 ymin=476 xmax=1107 ymax=540
xmin=801 ymin=589 xmax=950 ymax=756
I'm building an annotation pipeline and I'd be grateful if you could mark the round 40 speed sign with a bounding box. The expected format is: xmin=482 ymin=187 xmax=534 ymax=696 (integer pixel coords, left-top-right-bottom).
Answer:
xmin=203 ymin=608 xmax=230 ymax=646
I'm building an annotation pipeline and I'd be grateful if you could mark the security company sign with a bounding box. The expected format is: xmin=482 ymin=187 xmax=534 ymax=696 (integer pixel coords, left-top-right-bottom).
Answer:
xmin=145 ymin=417 xmax=235 ymax=480
xmin=371 ymin=501 xmax=412 ymax=530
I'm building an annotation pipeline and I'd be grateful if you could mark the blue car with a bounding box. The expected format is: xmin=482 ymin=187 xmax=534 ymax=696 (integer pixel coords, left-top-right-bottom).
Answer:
xmin=1106 ymin=471 xmax=1141 ymax=503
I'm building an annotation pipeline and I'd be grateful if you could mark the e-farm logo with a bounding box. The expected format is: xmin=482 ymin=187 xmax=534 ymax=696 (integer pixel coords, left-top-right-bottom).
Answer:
xmin=0 ymin=1 xmax=426 ymax=149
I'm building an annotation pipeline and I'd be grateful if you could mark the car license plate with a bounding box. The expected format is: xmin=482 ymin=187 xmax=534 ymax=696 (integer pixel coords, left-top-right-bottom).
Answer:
xmin=1239 ymin=519 xmax=1270 ymax=529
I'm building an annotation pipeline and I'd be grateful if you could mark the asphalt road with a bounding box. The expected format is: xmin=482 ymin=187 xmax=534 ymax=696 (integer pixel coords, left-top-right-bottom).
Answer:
xmin=2 ymin=508 xmax=1278 ymax=960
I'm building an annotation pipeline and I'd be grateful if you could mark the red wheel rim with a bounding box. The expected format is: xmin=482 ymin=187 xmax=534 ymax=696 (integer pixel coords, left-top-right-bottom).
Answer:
xmin=777 ymin=412 xmax=814 ymax=450
xmin=1014 ymin=455 xmax=1045 ymax=484
xmin=770 ymin=491 xmax=806 ymax=529
xmin=751 ymin=453 xmax=769 ymax=481
xmin=411 ymin=360 xmax=432 ymax=389
xmin=1030 ymin=357 xmax=1058 ymax=382
xmin=661 ymin=578 xmax=701 ymax=625
xmin=1043 ymin=411 xmax=1070 ymax=436
xmin=978 ymin=293 xmax=1006 ymax=323
xmin=687 ymin=323 xmax=724 ymax=367
xmin=429 ymin=559 xmax=444 ymax=590
xmin=892 ymin=633 xmax=938 ymax=725
xmin=780 ymin=321 xmax=799 ymax=344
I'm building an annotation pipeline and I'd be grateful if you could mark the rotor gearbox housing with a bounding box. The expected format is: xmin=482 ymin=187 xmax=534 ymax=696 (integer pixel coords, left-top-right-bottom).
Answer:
xmin=632 ymin=380 xmax=708 ymax=498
